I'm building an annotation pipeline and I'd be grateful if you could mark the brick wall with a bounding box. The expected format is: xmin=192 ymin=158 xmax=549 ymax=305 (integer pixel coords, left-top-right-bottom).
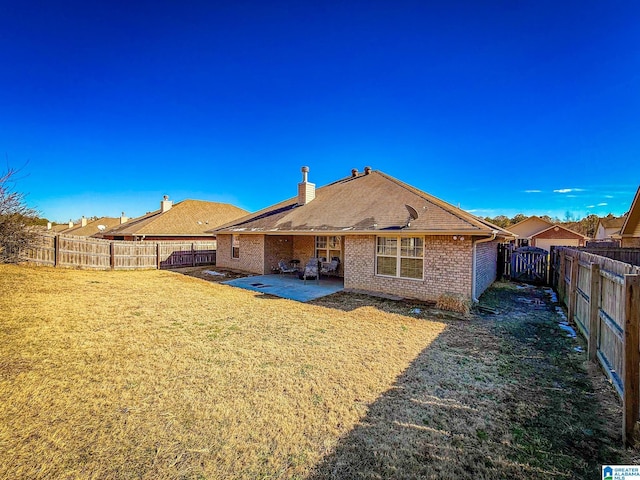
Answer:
xmin=343 ymin=235 xmax=473 ymax=302
xmin=264 ymin=236 xmax=294 ymax=273
xmin=215 ymin=234 xmax=265 ymax=274
xmin=474 ymin=240 xmax=498 ymax=299
xmin=293 ymin=236 xmax=315 ymax=267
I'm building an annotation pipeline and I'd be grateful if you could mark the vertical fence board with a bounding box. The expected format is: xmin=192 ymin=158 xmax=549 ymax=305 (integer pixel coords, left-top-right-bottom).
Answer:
xmin=623 ymin=274 xmax=640 ymax=446
xmin=589 ymin=263 xmax=601 ymax=362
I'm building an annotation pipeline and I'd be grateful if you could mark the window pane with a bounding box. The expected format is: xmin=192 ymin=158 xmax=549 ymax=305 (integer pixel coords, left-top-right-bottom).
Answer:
xmin=316 ymin=236 xmax=327 ymax=249
xmin=328 ymin=236 xmax=340 ymax=249
xmin=401 ymin=237 xmax=423 ymax=257
xmin=400 ymin=258 xmax=423 ymax=279
xmin=232 ymin=235 xmax=240 ymax=258
xmin=377 ymin=256 xmax=397 ymax=276
xmin=377 ymin=237 xmax=397 ymax=255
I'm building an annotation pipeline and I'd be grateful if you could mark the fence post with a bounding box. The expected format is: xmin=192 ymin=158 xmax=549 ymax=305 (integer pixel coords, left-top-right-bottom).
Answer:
xmin=54 ymin=235 xmax=60 ymax=267
xmin=588 ymin=263 xmax=601 ymax=362
xmin=110 ymin=242 xmax=115 ymax=270
xmin=558 ymin=249 xmax=566 ymax=300
xmin=623 ymin=274 xmax=640 ymax=446
xmin=568 ymin=256 xmax=579 ymax=324
xmin=156 ymin=243 xmax=161 ymax=270
xmin=192 ymin=242 xmax=196 ymax=267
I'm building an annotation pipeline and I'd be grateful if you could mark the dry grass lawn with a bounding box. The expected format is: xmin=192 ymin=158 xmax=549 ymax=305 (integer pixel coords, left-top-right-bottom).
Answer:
xmin=0 ymin=265 xmax=446 ymax=479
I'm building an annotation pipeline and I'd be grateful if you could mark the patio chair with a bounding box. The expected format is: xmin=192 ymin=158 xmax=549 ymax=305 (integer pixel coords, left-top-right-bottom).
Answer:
xmin=302 ymin=258 xmax=320 ymax=284
xmin=278 ymin=259 xmax=298 ymax=275
xmin=320 ymin=258 xmax=340 ymax=277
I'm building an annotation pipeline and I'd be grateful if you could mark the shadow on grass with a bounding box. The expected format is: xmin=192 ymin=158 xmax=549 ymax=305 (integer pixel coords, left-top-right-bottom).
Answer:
xmin=306 ymin=283 xmax=623 ymax=480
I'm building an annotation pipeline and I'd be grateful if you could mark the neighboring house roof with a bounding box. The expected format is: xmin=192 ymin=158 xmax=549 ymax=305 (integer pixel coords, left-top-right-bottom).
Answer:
xmin=507 ymin=216 xmax=553 ymax=239
xmin=621 ymin=185 xmax=640 ymax=239
xmin=600 ymin=216 xmax=626 ymax=230
xmin=49 ymin=224 xmax=70 ymax=233
xmin=214 ymin=169 xmax=512 ymax=237
xmin=531 ymin=224 xmax=588 ymax=240
xmin=104 ymin=199 xmax=248 ymax=237
xmin=595 ymin=215 xmax=626 ymax=239
xmin=63 ymin=217 xmax=123 ymax=237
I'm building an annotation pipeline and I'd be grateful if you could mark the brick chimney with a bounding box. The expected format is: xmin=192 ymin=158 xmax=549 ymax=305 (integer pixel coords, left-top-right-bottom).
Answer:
xmin=81 ymin=216 xmax=88 ymax=227
xmin=161 ymin=195 xmax=172 ymax=213
xmin=297 ymin=166 xmax=315 ymax=206
xmin=120 ymin=212 xmax=128 ymax=224
xmin=68 ymin=219 xmax=74 ymax=229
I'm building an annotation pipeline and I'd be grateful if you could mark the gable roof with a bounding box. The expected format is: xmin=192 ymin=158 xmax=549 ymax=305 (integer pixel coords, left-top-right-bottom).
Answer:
xmin=600 ymin=216 xmax=626 ymax=230
xmin=214 ymin=170 xmax=511 ymax=237
xmin=532 ymin=223 xmax=588 ymax=240
xmin=104 ymin=200 xmax=248 ymax=237
xmin=621 ymin=185 xmax=640 ymax=238
xmin=506 ymin=216 xmax=554 ymax=239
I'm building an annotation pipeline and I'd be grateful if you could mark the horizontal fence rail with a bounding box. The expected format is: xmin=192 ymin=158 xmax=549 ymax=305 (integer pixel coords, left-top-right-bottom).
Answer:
xmin=550 ymin=246 xmax=640 ymax=445
xmin=23 ymin=233 xmax=216 ymax=271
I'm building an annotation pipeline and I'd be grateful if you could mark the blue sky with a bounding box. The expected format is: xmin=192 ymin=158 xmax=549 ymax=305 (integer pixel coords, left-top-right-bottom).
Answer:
xmin=1 ymin=1 xmax=638 ymax=223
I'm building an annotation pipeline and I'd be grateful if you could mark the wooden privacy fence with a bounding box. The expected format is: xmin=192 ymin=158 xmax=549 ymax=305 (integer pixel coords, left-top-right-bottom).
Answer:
xmin=550 ymin=247 xmax=640 ymax=445
xmin=510 ymin=246 xmax=548 ymax=284
xmin=579 ymin=247 xmax=640 ymax=268
xmin=497 ymin=244 xmax=549 ymax=285
xmin=24 ymin=233 xmax=216 ymax=270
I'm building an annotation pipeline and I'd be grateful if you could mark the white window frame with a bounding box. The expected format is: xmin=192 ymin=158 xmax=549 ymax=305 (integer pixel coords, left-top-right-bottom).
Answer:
xmin=315 ymin=235 xmax=341 ymax=262
xmin=231 ymin=234 xmax=240 ymax=259
xmin=375 ymin=236 xmax=424 ymax=280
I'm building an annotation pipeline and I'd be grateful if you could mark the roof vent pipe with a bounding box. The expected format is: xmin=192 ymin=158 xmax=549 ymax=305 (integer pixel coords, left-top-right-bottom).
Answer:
xmin=364 ymin=166 xmax=372 ymax=175
xmin=351 ymin=168 xmax=358 ymax=177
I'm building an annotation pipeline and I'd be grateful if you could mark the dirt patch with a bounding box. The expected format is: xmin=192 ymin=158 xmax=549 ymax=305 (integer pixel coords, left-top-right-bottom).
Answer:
xmin=168 ymin=265 xmax=252 ymax=282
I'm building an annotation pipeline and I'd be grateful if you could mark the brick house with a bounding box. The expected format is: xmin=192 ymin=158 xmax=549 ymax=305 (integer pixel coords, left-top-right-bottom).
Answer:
xmin=214 ymin=167 xmax=512 ymax=302
xmin=508 ymin=216 xmax=587 ymax=251
xmin=620 ymin=186 xmax=640 ymax=247
xmin=101 ymin=196 xmax=248 ymax=242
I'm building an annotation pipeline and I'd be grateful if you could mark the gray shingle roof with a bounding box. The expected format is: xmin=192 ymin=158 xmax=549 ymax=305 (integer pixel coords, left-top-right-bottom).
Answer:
xmin=214 ymin=170 xmax=511 ymax=236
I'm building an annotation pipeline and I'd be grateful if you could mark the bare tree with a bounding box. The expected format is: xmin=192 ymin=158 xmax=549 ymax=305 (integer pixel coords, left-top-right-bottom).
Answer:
xmin=0 ymin=167 xmax=39 ymax=263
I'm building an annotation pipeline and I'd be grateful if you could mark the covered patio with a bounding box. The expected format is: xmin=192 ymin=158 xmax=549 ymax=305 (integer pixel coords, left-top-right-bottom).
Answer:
xmin=223 ymin=274 xmax=344 ymax=302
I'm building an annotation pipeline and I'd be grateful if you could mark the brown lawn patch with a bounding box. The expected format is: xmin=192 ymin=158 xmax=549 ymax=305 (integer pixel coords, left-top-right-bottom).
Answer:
xmin=0 ymin=264 xmax=445 ymax=479
xmin=0 ymin=267 xmax=629 ymax=479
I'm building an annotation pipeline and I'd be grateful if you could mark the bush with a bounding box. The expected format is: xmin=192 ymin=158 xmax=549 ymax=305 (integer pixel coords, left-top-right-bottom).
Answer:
xmin=436 ymin=292 xmax=471 ymax=315
xmin=0 ymin=167 xmax=39 ymax=263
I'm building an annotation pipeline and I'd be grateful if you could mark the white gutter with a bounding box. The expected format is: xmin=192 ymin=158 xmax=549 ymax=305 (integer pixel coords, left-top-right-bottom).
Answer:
xmin=472 ymin=230 xmax=498 ymax=303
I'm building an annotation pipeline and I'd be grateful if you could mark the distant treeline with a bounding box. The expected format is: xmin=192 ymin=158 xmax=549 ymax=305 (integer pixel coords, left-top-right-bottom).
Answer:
xmin=483 ymin=213 xmax=623 ymax=239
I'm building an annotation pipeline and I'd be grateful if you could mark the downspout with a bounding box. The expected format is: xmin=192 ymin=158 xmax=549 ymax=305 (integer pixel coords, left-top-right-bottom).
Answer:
xmin=472 ymin=230 xmax=498 ymax=303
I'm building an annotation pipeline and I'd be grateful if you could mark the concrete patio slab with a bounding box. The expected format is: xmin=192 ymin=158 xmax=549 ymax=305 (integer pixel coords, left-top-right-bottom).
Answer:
xmin=223 ymin=274 xmax=344 ymax=302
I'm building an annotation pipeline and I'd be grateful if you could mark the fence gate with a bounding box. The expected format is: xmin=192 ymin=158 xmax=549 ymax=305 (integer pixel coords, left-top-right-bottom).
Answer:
xmin=510 ymin=246 xmax=548 ymax=284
